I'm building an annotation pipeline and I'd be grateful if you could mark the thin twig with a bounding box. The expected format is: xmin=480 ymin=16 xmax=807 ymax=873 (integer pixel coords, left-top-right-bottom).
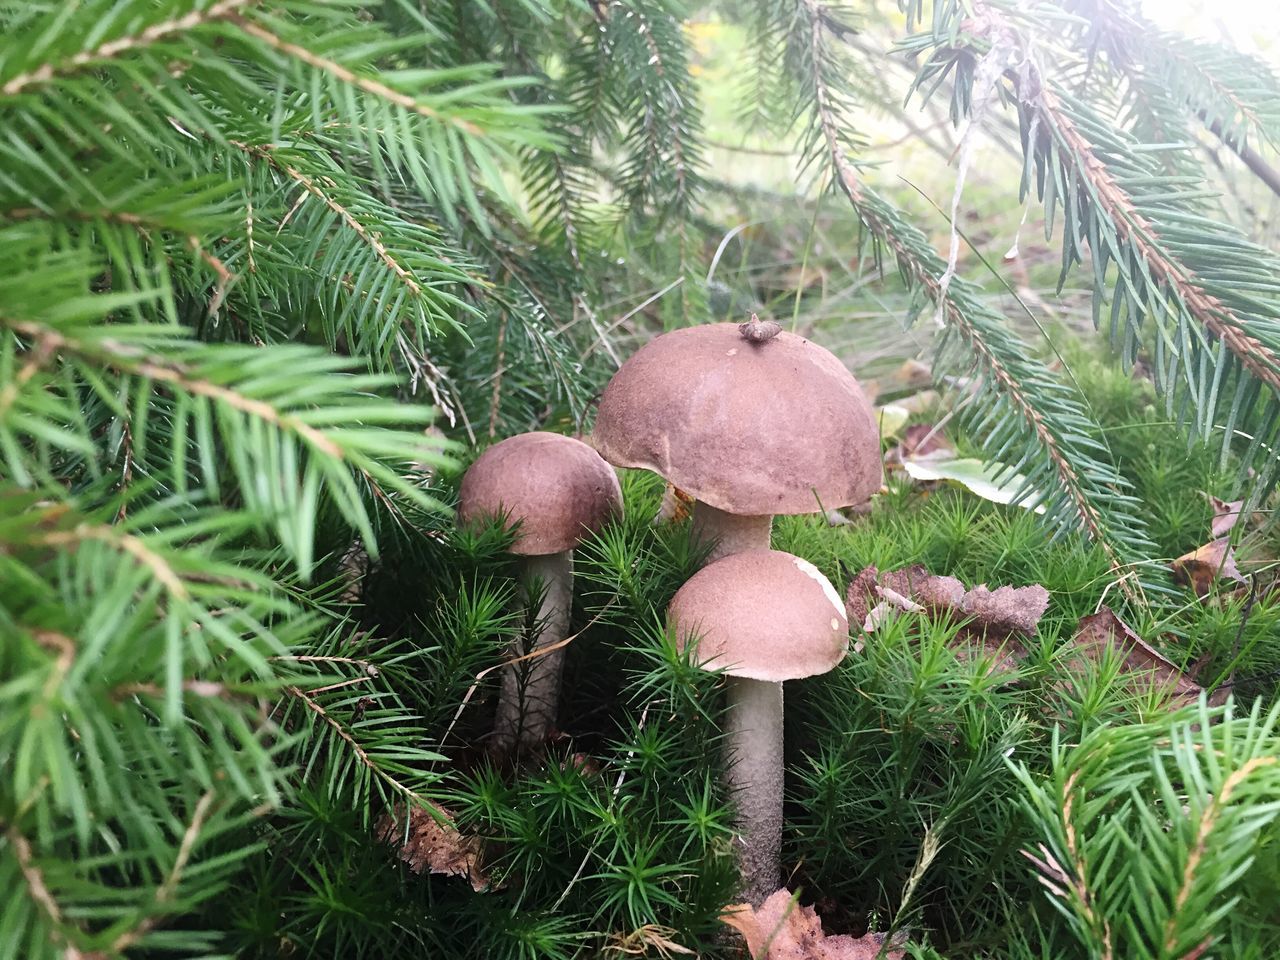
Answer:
xmin=108 ymin=790 xmax=217 ymax=954
xmin=440 ymin=597 xmax=617 ymax=750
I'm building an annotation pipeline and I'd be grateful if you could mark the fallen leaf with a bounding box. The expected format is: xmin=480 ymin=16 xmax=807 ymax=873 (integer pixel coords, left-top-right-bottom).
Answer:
xmin=880 ymin=565 xmax=966 ymax=611
xmin=723 ymin=889 xmax=904 ymax=960
xmin=885 ymin=422 xmax=955 ymax=468
xmin=850 ymin=564 xmax=1047 ymax=640
xmin=377 ymin=802 xmax=489 ymax=892
xmin=654 ymin=482 xmax=694 ymax=526
xmin=897 ymin=423 xmax=952 ymax=460
xmin=843 ymin=566 xmax=881 ymax=630
xmin=903 ymin=458 xmax=1046 ymax=514
xmin=1062 ymin=607 xmax=1227 ymax=709
xmin=961 ymin=584 xmax=1050 ymax=637
xmin=1171 ymin=538 xmax=1247 ymax=597
xmin=1203 ymin=494 xmax=1261 ymax=539
xmin=845 ymin=565 xmax=1046 ymax=677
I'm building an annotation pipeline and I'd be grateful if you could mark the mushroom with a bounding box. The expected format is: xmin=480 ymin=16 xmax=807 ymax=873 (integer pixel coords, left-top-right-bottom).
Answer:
xmin=591 ymin=319 xmax=881 ymax=563
xmin=458 ymin=432 xmax=622 ymax=754
xmin=667 ymin=549 xmax=849 ymax=906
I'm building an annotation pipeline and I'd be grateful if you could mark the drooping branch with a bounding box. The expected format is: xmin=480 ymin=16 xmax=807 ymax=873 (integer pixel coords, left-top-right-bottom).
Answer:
xmin=796 ymin=0 xmax=1147 ymax=597
xmin=1026 ymin=82 xmax=1280 ymax=394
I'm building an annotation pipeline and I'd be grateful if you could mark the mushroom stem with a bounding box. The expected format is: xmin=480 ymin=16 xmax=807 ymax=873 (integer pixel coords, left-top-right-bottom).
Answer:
xmin=492 ymin=550 xmax=574 ymax=754
xmin=691 ymin=501 xmax=772 ymax=563
xmin=724 ymin=674 xmax=784 ymax=907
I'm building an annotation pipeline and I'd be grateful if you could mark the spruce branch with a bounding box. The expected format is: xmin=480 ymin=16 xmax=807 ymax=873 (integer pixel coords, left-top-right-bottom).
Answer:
xmin=1015 ymin=702 xmax=1280 ymax=959
xmin=908 ymin=4 xmax=1280 ymax=501
xmin=284 ymin=685 xmax=431 ymax=806
xmin=103 ymin=789 xmax=218 ymax=956
xmin=224 ymin=13 xmax=486 ymax=137
xmin=1031 ymin=84 xmax=1280 ymax=393
xmin=0 ymin=0 xmax=255 ymax=96
xmin=228 ymin=137 xmax=478 ymax=372
xmin=0 ymin=308 xmax=445 ymax=572
xmin=791 ymin=0 xmax=1153 ymax=598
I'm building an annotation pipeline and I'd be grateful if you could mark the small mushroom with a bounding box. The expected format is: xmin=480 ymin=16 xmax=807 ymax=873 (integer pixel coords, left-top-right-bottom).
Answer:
xmin=667 ymin=549 xmax=849 ymax=906
xmin=591 ymin=321 xmax=881 ymax=563
xmin=458 ymin=432 xmax=622 ymax=754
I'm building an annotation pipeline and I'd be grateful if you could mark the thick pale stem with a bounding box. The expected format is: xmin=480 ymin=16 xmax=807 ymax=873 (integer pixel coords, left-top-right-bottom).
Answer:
xmin=691 ymin=501 xmax=772 ymax=563
xmin=491 ymin=550 xmax=573 ymax=754
xmin=724 ymin=675 xmax=784 ymax=907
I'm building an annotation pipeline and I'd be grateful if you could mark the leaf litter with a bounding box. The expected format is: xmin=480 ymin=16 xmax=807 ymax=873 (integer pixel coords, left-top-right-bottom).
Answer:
xmin=1060 ymin=607 xmax=1228 ymax=709
xmin=845 ymin=564 xmax=1048 ymax=674
xmin=722 ymin=889 xmax=905 ymax=960
xmin=377 ymin=801 xmax=490 ymax=892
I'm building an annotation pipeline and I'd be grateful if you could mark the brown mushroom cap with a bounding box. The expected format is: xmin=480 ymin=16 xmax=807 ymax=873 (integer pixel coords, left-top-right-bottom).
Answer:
xmin=592 ymin=323 xmax=881 ymax=515
xmin=667 ymin=550 xmax=849 ymax=682
xmin=458 ymin=432 xmax=622 ymax=556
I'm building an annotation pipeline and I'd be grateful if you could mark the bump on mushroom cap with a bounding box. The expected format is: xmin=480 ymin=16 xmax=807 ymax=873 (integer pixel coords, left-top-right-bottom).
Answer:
xmin=667 ymin=549 xmax=849 ymax=681
xmin=591 ymin=323 xmax=882 ymax=515
xmin=458 ymin=432 xmax=622 ymax=555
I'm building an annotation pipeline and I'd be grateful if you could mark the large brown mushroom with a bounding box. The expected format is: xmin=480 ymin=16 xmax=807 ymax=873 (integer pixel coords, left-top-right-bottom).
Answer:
xmin=668 ymin=549 xmax=849 ymax=906
xmin=458 ymin=432 xmax=622 ymax=754
xmin=591 ymin=319 xmax=881 ymax=562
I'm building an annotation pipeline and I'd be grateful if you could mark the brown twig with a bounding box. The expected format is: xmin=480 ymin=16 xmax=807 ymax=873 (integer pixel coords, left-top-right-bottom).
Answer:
xmin=107 ymin=790 xmax=217 ymax=954
xmin=34 ymin=524 xmax=188 ymax=600
xmin=231 ymin=141 xmax=425 ymax=300
xmin=1201 ymin=114 xmax=1280 ymax=201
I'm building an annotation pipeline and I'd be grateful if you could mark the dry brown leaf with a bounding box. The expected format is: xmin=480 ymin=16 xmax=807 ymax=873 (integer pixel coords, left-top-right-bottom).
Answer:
xmin=843 ymin=566 xmax=881 ymax=631
xmin=899 ymin=423 xmax=952 ymax=459
xmin=377 ymin=802 xmax=489 ymax=892
xmin=961 ymin=584 xmax=1049 ymax=637
xmin=1171 ymin=538 xmax=1247 ymax=597
xmin=847 ymin=565 xmax=1047 ymax=639
xmin=885 ymin=422 xmax=954 ymax=467
xmin=1204 ymin=494 xmax=1265 ymax=538
xmin=1062 ymin=608 xmax=1227 ymax=709
xmin=654 ymin=482 xmax=695 ymax=526
xmin=844 ymin=565 xmax=1046 ymax=677
xmin=723 ymin=889 xmax=904 ymax=960
xmin=1208 ymin=495 xmax=1247 ymax=538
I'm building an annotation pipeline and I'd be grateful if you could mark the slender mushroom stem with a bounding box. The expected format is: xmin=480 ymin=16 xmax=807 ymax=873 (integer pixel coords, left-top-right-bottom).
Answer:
xmin=691 ymin=501 xmax=772 ymax=563
xmin=492 ymin=550 xmax=573 ymax=754
xmin=724 ymin=674 xmax=785 ymax=907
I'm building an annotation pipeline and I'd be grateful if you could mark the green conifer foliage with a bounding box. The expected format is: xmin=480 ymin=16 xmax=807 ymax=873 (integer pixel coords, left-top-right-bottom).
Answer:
xmin=4 ymin=1 xmax=1280 ymax=958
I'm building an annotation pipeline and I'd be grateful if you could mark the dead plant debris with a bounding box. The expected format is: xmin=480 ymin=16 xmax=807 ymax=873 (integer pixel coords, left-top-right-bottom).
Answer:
xmin=722 ymin=889 xmax=905 ymax=960
xmin=1061 ymin=607 xmax=1227 ymax=709
xmin=376 ymin=801 xmax=489 ymax=892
